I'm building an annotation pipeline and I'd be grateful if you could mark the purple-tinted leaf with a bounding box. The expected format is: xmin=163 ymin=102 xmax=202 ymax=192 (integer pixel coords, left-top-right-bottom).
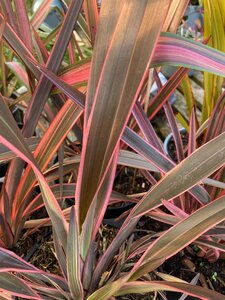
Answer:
xmin=83 ymin=0 xmax=99 ymax=45
xmin=0 ymin=13 xmax=39 ymax=77
xmin=31 ymin=0 xmax=54 ymax=30
xmin=0 ymin=95 xmax=68 ymax=250
xmin=0 ymin=273 xmax=39 ymax=299
xmin=26 ymin=57 xmax=85 ymax=109
xmin=76 ymin=0 xmax=170 ymax=226
xmin=132 ymin=102 xmax=164 ymax=152
xmin=0 ymin=137 xmax=39 ymax=162
xmin=152 ymin=33 xmax=225 ymax=76
xmin=123 ymin=127 xmax=210 ymax=205
xmin=164 ymin=101 xmax=184 ymax=162
xmin=115 ymin=281 xmax=225 ymax=300
xmin=5 ymin=62 xmax=29 ymax=87
xmin=188 ymin=108 xmax=197 ymax=155
xmin=23 ymin=0 xmax=83 ymax=138
xmin=14 ymin=0 xmax=33 ymax=52
xmin=130 ymin=196 xmax=225 ymax=280
xmin=148 ymin=68 xmax=189 ymax=119
xmin=15 ymin=99 xmax=82 ymax=212
xmin=0 ymin=2 xmax=18 ymax=34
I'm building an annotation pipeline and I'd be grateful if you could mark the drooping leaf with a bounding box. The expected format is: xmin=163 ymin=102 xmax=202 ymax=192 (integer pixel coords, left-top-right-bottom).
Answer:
xmin=0 ymin=247 xmax=68 ymax=293
xmin=0 ymin=137 xmax=39 ymax=162
xmin=0 ymin=95 xmax=68 ymax=250
xmin=0 ymin=273 xmax=39 ymax=299
xmin=92 ymin=130 xmax=225 ymax=286
xmin=15 ymin=100 xmax=82 ymax=212
xmin=152 ymin=33 xmax=225 ymax=77
xmin=5 ymin=62 xmax=29 ymax=87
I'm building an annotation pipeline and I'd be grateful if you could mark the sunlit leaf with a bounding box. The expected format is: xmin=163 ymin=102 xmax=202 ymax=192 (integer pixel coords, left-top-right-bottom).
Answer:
xmin=77 ymin=0 xmax=171 ymax=227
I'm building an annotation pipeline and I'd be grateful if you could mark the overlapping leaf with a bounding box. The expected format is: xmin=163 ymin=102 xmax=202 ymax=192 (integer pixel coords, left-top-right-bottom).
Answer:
xmin=130 ymin=196 xmax=225 ymax=280
xmin=152 ymin=33 xmax=225 ymax=76
xmin=0 ymin=95 xmax=68 ymax=250
xmin=76 ymin=0 xmax=170 ymax=226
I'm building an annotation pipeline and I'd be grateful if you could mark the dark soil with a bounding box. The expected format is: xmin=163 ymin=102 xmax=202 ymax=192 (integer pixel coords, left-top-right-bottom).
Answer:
xmin=14 ymin=166 xmax=225 ymax=300
xmin=14 ymin=227 xmax=61 ymax=275
xmin=167 ymin=131 xmax=189 ymax=162
xmin=114 ymin=167 xmax=151 ymax=195
xmin=161 ymin=252 xmax=225 ymax=299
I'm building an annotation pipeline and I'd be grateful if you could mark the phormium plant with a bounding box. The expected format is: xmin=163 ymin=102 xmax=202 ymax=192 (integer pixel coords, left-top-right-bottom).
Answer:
xmin=0 ymin=0 xmax=225 ymax=299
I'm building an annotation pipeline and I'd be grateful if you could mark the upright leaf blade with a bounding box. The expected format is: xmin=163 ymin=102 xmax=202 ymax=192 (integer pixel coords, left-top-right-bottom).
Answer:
xmin=23 ymin=0 xmax=83 ymax=137
xmin=77 ymin=0 xmax=170 ymax=226
xmin=67 ymin=207 xmax=83 ymax=300
xmin=162 ymin=0 xmax=189 ymax=33
xmin=83 ymin=0 xmax=99 ymax=45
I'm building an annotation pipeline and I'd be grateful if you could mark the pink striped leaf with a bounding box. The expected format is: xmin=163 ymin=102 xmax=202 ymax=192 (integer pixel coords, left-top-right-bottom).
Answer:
xmin=130 ymin=196 xmax=225 ymax=280
xmin=0 ymin=137 xmax=39 ymax=162
xmin=188 ymin=107 xmax=197 ymax=155
xmin=152 ymin=33 xmax=225 ymax=76
xmin=0 ymin=95 xmax=68 ymax=250
xmin=5 ymin=62 xmax=29 ymax=87
xmin=92 ymin=131 xmax=225 ymax=286
xmin=123 ymin=127 xmax=210 ymax=205
xmin=31 ymin=0 xmax=54 ymax=30
xmin=129 ymin=131 xmax=225 ymax=219
xmin=59 ymin=60 xmax=91 ymax=87
xmin=0 ymin=247 xmax=68 ymax=293
xmin=26 ymin=56 xmax=85 ymax=109
xmin=67 ymin=206 xmax=83 ymax=299
xmin=76 ymin=0 xmax=170 ymax=226
xmin=13 ymin=100 xmax=82 ymax=239
xmin=23 ymin=0 xmax=83 ymax=138
xmin=0 ymin=13 xmax=39 ymax=78
xmin=0 ymin=273 xmax=39 ymax=299
xmin=15 ymin=100 xmax=82 ymax=207
xmin=115 ymin=281 xmax=225 ymax=300
xmin=13 ymin=0 xmax=33 ymax=52
xmin=83 ymin=0 xmax=99 ymax=45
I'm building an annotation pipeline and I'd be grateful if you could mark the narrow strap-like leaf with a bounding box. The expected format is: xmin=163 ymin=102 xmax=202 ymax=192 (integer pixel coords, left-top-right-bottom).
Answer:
xmin=67 ymin=206 xmax=83 ymax=300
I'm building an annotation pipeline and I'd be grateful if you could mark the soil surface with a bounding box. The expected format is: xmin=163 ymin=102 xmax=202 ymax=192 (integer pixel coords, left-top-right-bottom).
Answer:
xmin=167 ymin=131 xmax=189 ymax=162
xmin=14 ymin=166 xmax=225 ymax=300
